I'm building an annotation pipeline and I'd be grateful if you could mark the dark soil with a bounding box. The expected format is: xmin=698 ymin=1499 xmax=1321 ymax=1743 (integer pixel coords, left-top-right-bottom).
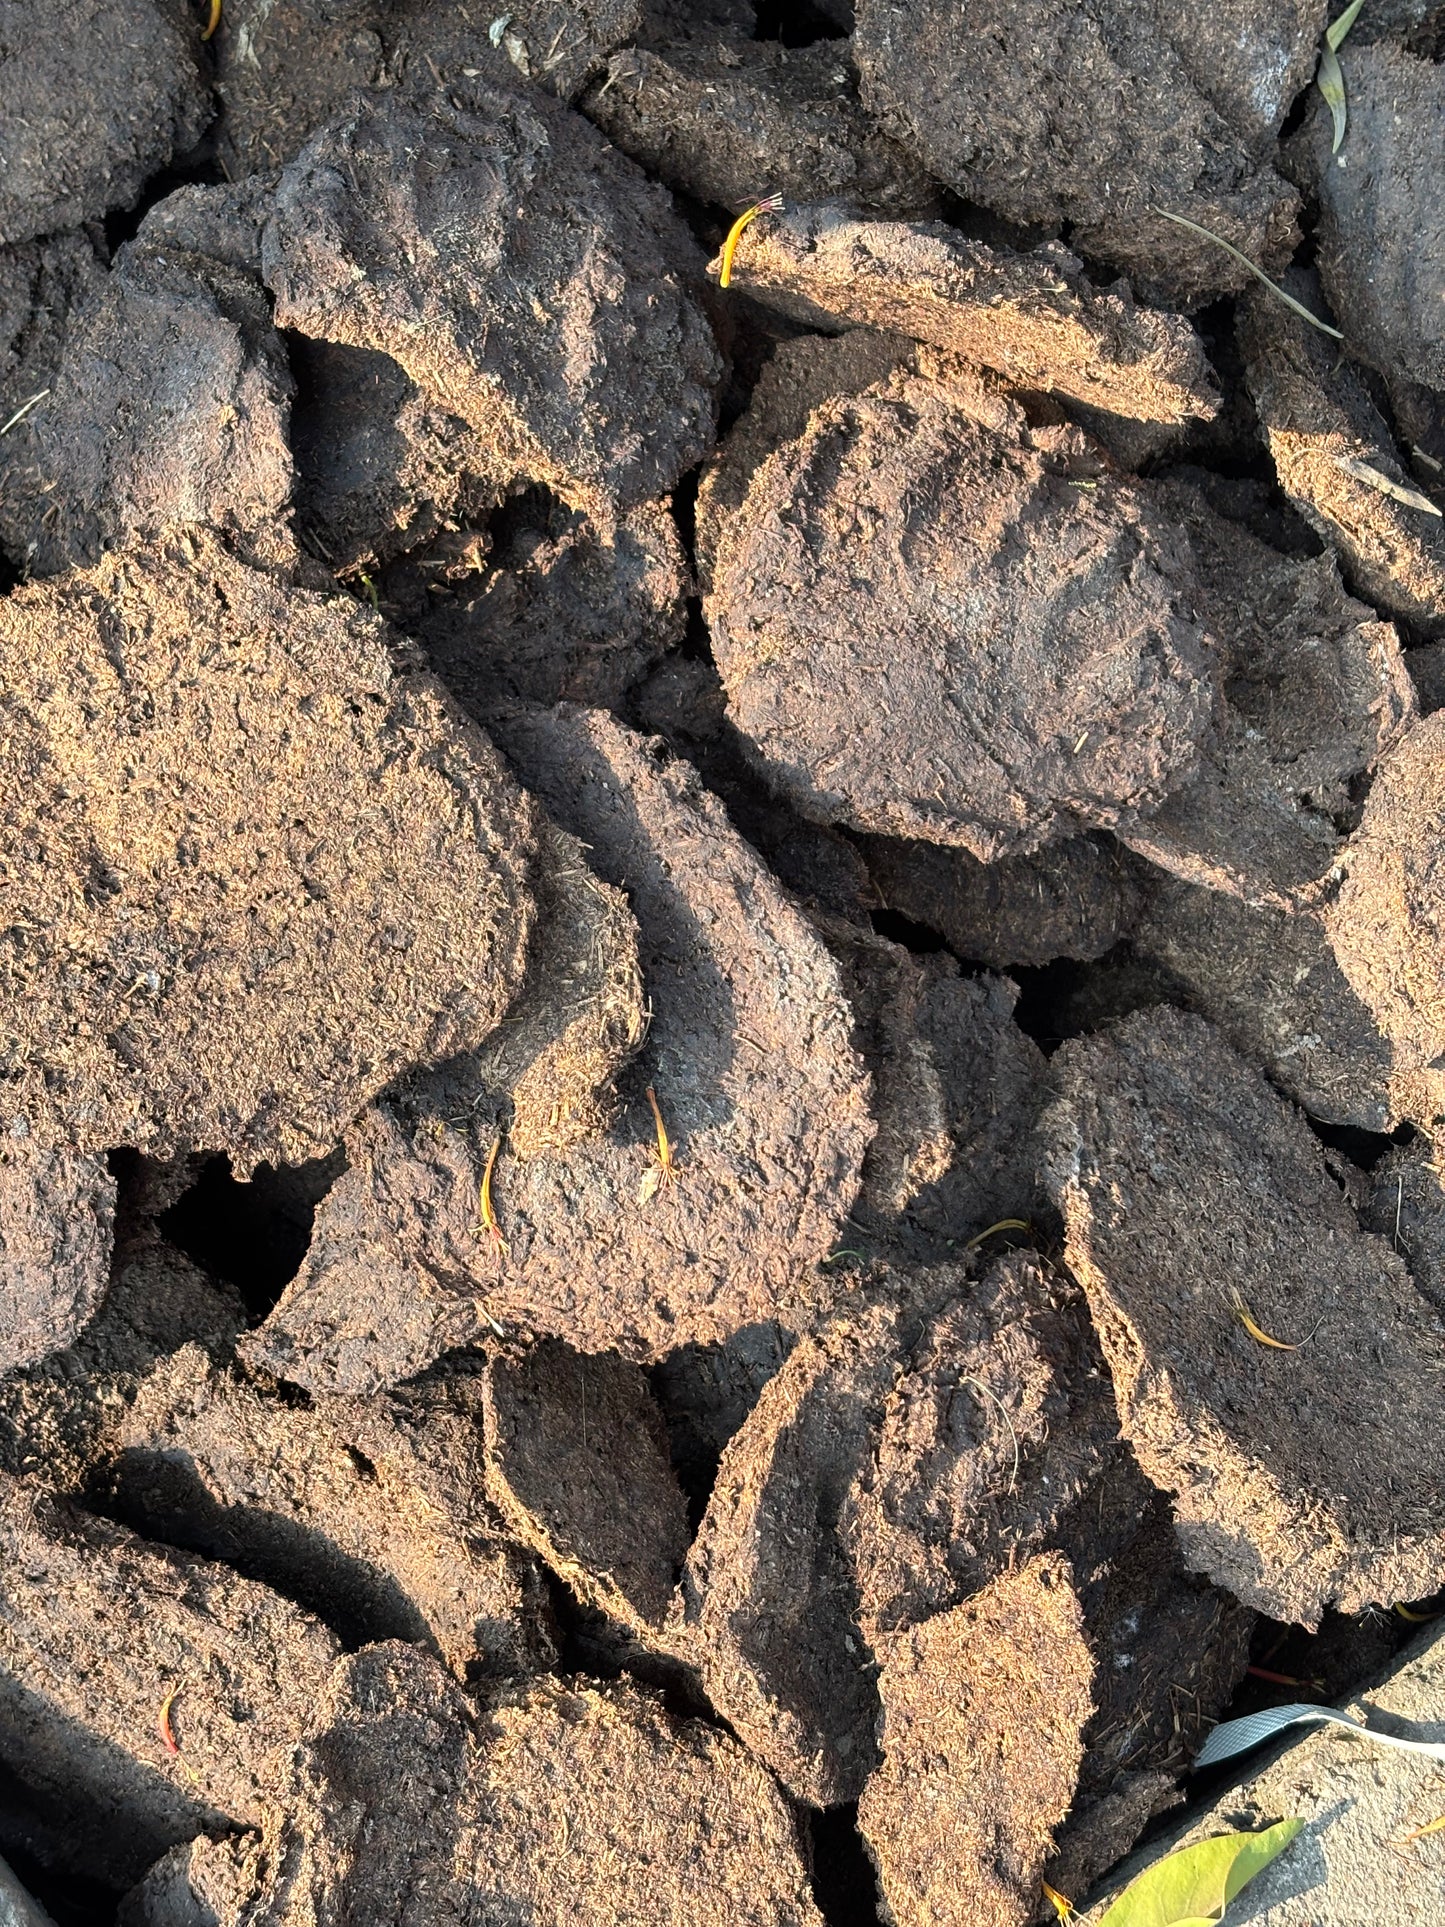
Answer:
xmin=3 ymin=6 xmax=1445 ymax=1926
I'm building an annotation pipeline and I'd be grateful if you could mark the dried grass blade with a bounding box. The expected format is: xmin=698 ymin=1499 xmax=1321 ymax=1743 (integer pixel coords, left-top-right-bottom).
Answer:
xmin=719 ymin=195 xmax=785 ymax=288
xmin=1230 ymin=1288 xmax=1317 ymax=1351
xmin=1333 ymin=454 xmax=1443 ymax=515
xmin=963 ymin=1216 xmax=1031 ymax=1250
xmin=480 ymin=1134 xmax=508 ymax=1255
xmin=1150 ymin=207 xmax=1343 ymax=338
xmin=159 ymin=1687 xmax=182 ymax=1754
xmin=0 ymin=388 xmax=49 ymax=436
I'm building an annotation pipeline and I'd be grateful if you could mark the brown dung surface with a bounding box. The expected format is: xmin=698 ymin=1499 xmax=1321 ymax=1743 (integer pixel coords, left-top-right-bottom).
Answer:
xmin=244 ymin=706 xmax=872 ymax=1385
xmin=0 ymin=533 xmax=538 ymax=1170
xmin=858 ymin=1554 xmax=1094 ymax=1927
xmin=1043 ymin=1006 xmax=1445 ymax=1624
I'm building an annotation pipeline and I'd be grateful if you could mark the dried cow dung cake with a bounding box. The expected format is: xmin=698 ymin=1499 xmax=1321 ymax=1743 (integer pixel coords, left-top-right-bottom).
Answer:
xmin=713 ymin=204 xmax=1221 ymax=435
xmin=1119 ymin=477 xmax=1415 ymax=908
xmin=416 ymin=493 xmax=690 ymax=714
xmin=0 ymin=227 xmax=105 ymax=425
xmin=287 ymin=337 xmax=509 ymax=573
xmin=467 ymin=1672 xmax=824 ymax=1926
xmin=262 ymin=77 xmax=721 ymax=518
xmin=1328 ymin=711 xmax=1445 ymax=1106
xmin=0 ymin=1474 xmax=340 ymax=1888
xmin=109 ymin=1346 xmax=558 ymax=1681
xmin=840 ymin=1254 xmax=1116 ymax=1639
xmin=482 ymin=1339 xmax=689 ymax=1632
xmin=1364 ymin=1137 xmax=1445 ymax=1315
xmin=245 ymin=707 xmax=873 ymax=1387
xmin=672 ymin=1260 xmax=1112 ymax=1806
xmin=858 ymin=831 xmax=1145 ymax=971
xmin=582 ymin=14 xmax=934 ymax=218
xmin=391 ymin=0 xmax=643 ymax=107
xmin=833 ymin=936 xmax=1048 ymax=1249
xmin=0 ymin=1139 xmax=115 ymax=1374
xmin=853 ymin=0 xmax=1307 ymax=301
xmin=1043 ymin=1006 xmax=1445 ymax=1624
xmin=1044 ymin=1452 xmax=1253 ymax=1902
xmin=131 ymin=176 xmax=276 ymax=277
xmin=462 ymin=816 xmax=647 ymax=1162
xmin=1133 ymin=874 xmax=1436 ymax=1134
xmin=0 ymin=1216 xmax=243 ymax=1493
xmin=0 ymin=533 xmax=539 ymax=1169
xmin=694 ymin=327 xmax=919 ymax=592
xmin=705 ymin=372 xmax=1218 ymax=860
xmin=210 ymin=0 xmax=386 ymax=180
xmin=858 ymin=1555 xmax=1094 ymax=1927
xmin=0 ymin=238 xmax=296 ymax=576
xmin=670 ymin=1296 xmax=908 ymax=1807
xmin=1289 ymin=42 xmax=1445 ymax=394
xmin=127 ymin=1645 xmax=826 ymax=1927
xmin=0 ymin=0 xmax=210 ymax=247
xmin=1238 ymin=272 xmax=1445 ymax=636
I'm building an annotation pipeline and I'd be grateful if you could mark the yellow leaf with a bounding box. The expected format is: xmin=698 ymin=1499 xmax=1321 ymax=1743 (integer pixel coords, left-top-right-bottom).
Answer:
xmin=1098 ymin=1819 xmax=1303 ymax=1926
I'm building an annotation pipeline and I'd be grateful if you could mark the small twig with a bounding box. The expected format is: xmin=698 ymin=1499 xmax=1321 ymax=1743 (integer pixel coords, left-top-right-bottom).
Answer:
xmin=1150 ymin=207 xmax=1343 ymax=339
xmin=1333 ymin=454 xmax=1442 ymax=516
xmin=960 ymin=1375 xmax=1020 ymax=1493
xmin=159 ymin=1686 xmax=182 ymax=1754
xmin=638 ymin=1085 xmax=678 ymax=1203
xmin=1247 ymin=1664 xmax=1325 ymax=1690
xmin=0 ymin=389 xmax=49 ymax=436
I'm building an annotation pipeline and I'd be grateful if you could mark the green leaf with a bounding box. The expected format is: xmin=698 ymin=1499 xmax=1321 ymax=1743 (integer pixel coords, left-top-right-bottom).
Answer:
xmin=1326 ymin=0 xmax=1366 ymax=53
xmin=1097 ymin=1819 xmax=1304 ymax=1927
xmin=1318 ymin=1 xmax=1365 ymax=151
xmin=1317 ymin=40 xmax=1347 ymax=152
